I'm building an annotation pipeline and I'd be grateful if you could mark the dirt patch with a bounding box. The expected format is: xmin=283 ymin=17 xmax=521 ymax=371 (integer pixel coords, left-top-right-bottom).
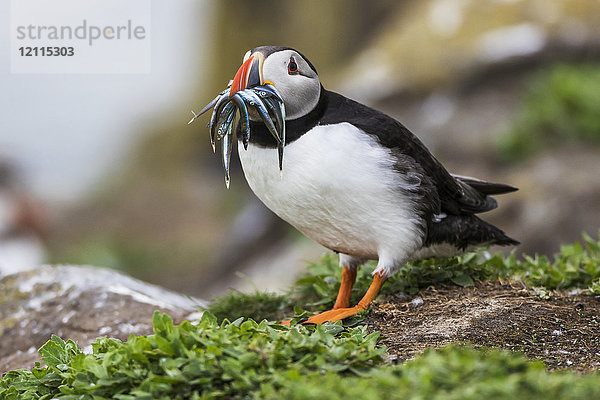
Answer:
xmin=365 ymin=281 xmax=600 ymax=372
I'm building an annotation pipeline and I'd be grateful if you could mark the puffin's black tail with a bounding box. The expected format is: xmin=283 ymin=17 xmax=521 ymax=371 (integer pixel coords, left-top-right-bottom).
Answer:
xmin=425 ymin=214 xmax=519 ymax=250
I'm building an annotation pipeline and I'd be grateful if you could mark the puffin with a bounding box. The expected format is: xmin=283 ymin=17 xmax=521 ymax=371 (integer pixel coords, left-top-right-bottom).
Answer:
xmin=223 ymin=45 xmax=518 ymax=324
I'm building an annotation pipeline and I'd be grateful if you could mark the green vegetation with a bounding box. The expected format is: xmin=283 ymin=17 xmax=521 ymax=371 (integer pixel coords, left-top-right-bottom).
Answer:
xmin=268 ymin=345 xmax=600 ymax=400
xmin=2 ymin=313 xmax=600 ymax=399
xmin=3 ymin=232 xmax=600 ymax=398
xmin=497 ymin=63 xmax=600 ymax=160
xmin=507 ymin=231 xmax=600 ymax=291
xmin=209 ymin=231 xmax=600 ymax=322
xmin=0 ymin=312 xmax=383 ymax=399
xmin=207 ymin=291 xmax=290 ymax=323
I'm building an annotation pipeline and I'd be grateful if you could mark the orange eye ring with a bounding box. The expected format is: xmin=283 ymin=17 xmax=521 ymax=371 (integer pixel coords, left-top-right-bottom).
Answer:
xmin=287 ymin=56 xmax=298 ymax=75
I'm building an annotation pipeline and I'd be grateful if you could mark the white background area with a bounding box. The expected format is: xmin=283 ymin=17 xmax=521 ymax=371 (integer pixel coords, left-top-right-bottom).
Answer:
xmin=1 ymin=0 xmax=213 ymax=202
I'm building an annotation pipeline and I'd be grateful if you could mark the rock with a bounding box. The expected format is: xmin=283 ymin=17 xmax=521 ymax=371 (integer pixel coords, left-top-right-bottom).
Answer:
xmin=410 ymin=297 xmax=424 ymax=308
xmin=500 ymin=148 xmax=600 ymax=256
xmin=337 ymin=0 xmax=600 ymax=102
xmin=0 ymin=265 xmax=205 ymax=373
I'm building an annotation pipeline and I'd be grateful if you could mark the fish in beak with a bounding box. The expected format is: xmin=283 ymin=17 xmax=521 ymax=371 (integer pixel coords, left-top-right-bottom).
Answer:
xmin=188 ymin=51 xmax=285 ymax=188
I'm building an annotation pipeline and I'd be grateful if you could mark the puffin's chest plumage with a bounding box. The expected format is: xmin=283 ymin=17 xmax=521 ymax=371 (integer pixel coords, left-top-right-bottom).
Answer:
xmin=238 ymin=122 xmax=424 ymax=260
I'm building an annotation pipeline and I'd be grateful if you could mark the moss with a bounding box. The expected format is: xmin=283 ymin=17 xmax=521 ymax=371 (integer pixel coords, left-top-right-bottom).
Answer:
xmin=497 ymin=63 xmax=600 ymax=161
xmin=207 ymin=290 xmax=289 ymax=323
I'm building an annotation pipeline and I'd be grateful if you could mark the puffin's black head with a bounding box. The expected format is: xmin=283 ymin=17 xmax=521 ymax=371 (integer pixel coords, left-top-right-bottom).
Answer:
xmin=230 ymin=46 xmax=321 ymax=120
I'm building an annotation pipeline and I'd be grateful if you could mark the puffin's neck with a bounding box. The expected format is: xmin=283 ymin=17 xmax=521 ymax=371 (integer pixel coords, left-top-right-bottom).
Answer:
xmin=243 ymin=85 xmax=329 ymax=148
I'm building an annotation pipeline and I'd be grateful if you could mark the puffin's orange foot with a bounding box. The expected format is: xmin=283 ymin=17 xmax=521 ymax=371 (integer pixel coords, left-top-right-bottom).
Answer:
xmin=280 ymin=319 xmax=291 ymax=326
xmin=302 ymin=306 xmax=362 ymax=324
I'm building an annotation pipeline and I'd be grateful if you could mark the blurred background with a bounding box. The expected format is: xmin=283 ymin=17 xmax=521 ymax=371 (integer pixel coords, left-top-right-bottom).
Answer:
xmin=1 ymin=0 xmax=599 ymax=298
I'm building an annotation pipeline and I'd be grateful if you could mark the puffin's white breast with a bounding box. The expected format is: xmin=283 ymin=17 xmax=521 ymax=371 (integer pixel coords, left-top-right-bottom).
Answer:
xmin=238 ymin=123 xmax=423 ymax=262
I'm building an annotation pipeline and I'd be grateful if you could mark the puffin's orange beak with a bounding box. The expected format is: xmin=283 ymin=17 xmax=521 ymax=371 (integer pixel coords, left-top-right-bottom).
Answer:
xmin=230 ymin=53 xmax=264 ymax=96
xmin=230 ymin=56 xmax=254 ymax=95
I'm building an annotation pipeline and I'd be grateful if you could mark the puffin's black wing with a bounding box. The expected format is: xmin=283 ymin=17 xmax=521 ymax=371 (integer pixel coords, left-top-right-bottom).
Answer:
xmin=320 ymin=90 xmax=506 ymax=215
xmin=450 ymin=174 xmax=518 ymax=195
xmin=247 ymin=88 xmax=514 ymax=216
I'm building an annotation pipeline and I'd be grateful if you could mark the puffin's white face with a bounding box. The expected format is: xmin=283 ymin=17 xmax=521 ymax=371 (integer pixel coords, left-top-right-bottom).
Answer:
xmin=241 ymin=48 xmax=321 ymax=120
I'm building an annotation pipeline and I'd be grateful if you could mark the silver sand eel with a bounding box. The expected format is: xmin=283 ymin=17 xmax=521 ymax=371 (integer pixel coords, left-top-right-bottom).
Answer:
xmin=188 ymin=82 xmax=286 ymax=188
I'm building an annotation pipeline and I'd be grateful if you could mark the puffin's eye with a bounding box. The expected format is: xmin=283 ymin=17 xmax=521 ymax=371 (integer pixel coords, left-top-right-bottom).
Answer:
xmin=287 ymin=56 xmax=299 ymax=75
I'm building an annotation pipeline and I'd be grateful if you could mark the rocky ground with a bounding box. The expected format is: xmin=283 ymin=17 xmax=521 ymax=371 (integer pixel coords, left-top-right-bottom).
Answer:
xmin=366 ymin=281 xmax=600 ymax=372
xmin=0 ymin=266 xmax=204 ymax=373
xmin=2 ymin=262 xmax=600 ymax=379
xmin=4 ymin=265 xmax=599 ymax=375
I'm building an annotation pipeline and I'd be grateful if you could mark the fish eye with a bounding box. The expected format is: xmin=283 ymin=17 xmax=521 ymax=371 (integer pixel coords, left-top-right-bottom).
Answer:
xmin=287 ymin=56 xmax=299 ymax=75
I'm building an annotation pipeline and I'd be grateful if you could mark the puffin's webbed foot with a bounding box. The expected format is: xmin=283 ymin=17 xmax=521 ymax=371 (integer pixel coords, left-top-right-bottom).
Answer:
xmin=284 ymin=270 xmax=387 ymax=325
xmin=302 ymin=306 xmax=365 ymax=324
